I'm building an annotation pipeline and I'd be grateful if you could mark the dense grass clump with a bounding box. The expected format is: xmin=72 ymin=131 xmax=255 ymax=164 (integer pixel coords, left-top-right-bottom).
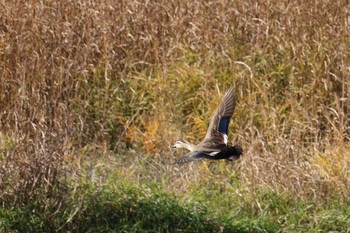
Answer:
xmin=1 ymin=180 xmax=349 ymax=232
xmin=1 ymin=0 xmax=350 ymax=231
xmin=0 ymin=182 xmax=278 ymax=233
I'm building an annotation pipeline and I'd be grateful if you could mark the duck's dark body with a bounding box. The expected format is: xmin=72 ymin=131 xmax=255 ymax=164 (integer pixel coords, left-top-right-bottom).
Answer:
xmin=174 ymin=145 xmax=242 ymax=164
xmin=208 ymin=145 xmax=243 ymax=160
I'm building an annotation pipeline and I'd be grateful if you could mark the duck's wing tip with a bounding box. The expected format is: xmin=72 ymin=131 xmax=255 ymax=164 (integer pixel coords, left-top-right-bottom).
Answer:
xmin=174 ymin=151 xmax=207 ymax=165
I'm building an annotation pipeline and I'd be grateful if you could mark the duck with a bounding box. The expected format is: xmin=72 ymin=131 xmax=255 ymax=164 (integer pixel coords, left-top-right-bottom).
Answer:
xmin=171 ymin=87 xmax=243 ymax=164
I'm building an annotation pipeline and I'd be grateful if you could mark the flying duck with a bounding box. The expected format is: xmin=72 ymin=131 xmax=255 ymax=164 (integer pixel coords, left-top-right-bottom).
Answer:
xmin=171 ymin=87 xmax=243 ymax=164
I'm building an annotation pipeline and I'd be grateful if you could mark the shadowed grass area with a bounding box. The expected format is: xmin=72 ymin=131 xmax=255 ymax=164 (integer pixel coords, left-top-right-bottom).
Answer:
xmin=1 ymin=178 xmax=349 ymax=232
xmin=0 ymin=182 xmax=276 ymax=233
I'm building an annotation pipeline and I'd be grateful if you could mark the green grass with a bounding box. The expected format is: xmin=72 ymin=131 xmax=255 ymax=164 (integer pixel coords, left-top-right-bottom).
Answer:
xmin=1 ymin=176 xmax=349 ymax=233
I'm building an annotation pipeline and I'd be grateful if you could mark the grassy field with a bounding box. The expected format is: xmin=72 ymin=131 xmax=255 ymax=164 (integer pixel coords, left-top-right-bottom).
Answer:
xmin=1 ymin=0 xmax=350 ymax=232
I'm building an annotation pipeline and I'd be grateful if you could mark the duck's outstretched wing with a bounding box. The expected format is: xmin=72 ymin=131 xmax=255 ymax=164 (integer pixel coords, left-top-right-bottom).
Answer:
xmin=199 ymin=88 xmax=236 ymax=147
xmin=174 ymin=151 xmax=210 ymax=164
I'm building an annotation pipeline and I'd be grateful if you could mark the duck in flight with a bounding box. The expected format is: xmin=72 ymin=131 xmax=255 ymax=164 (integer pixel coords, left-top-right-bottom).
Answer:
xmin=171 ymin=88 xmax=243 ymax=164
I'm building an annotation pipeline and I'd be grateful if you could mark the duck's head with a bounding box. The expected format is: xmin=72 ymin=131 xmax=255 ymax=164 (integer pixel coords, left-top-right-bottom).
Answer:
xmin=171 ymin=140 xmax=189 ymax=149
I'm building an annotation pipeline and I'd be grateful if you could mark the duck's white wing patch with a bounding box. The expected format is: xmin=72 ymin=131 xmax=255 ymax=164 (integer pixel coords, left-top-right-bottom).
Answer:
xmin=223 ymin=133 xmax=228 ymax=145
xmin=209 ymin=151 xmax=220 ymax=156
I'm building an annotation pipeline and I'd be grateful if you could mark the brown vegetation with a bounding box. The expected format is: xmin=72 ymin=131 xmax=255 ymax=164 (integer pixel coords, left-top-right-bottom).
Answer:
xmin=1 ymin=0 xmax=350 ymax=210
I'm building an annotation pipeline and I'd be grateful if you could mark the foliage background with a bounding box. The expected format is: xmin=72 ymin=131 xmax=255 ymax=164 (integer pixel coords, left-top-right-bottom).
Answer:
xmin=0 ymin=0 xmax=350 ymax=232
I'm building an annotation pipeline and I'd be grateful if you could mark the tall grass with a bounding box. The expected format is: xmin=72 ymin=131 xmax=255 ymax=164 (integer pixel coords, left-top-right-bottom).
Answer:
xmin=1 ymin=0 xmax=350 ymax=231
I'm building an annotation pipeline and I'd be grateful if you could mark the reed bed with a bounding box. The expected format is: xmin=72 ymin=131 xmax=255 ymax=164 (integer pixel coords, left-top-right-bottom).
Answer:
xmin=1 ymin=0 xmax=350 ymax=231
